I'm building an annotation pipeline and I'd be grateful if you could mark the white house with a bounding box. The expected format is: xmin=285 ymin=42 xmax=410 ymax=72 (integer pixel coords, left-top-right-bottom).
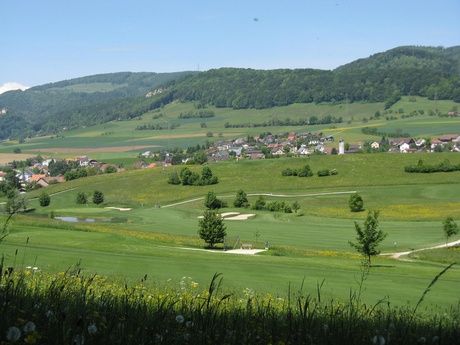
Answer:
xmin=371 ymin=142 xmax=380 ymax=150
xmin=399 ymin=143 xmax=410 ymax=153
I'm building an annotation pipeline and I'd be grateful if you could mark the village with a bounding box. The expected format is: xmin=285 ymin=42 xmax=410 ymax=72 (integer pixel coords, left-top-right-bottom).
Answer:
xmin=1 ymin=131 xmax=460 ymax=192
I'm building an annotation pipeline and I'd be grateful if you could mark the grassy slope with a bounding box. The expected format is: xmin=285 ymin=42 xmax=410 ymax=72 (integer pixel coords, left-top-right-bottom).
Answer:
xmin=1 ymin=97 xmax=458 ymax=158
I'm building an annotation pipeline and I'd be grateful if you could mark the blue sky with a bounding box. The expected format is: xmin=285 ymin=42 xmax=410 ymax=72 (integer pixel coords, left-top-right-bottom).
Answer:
xmin=1 ymin=0 xmax=459 ymax=86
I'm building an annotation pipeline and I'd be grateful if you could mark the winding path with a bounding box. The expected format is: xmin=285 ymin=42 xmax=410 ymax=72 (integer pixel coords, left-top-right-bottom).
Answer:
xmin=161 ymin=190 xmax=357 ymax=208
xmin=381 ymin=239 xmax=460 ymax=260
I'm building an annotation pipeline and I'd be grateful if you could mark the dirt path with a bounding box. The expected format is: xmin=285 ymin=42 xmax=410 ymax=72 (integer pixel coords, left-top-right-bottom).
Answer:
xmin=382 ymin=239 xmax=460 ymax=260
xmin=161 ymin=190 xmax=357 ymax=208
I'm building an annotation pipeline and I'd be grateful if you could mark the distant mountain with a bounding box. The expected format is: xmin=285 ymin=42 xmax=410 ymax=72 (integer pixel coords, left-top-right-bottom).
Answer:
xmin=1 ymin=46 xmax=459 ymax=140
xmin=0 ymin=71 xmax=194 ymax=139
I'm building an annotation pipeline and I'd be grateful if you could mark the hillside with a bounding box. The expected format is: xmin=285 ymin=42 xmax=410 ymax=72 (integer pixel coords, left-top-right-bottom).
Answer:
xmin=172 ymin=46 xmax=460 ymax=108
xmin=0 ymin=71 xmax=194 ymax=139
xmin=0 ymin=46 xmax=459 ymax=141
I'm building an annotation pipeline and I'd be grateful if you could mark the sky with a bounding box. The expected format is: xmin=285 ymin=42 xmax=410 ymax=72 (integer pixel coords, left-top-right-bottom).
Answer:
xmin=1 ymin=0 xmax=459 ymax=88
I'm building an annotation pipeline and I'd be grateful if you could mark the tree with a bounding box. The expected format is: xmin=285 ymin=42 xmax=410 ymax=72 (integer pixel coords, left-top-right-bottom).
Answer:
xmin=39 ymin=192 xmax=51 ymax=207
xmin=198 ymin=210 xmax=226 ymax=248
xmin=93 ymin=190 xmax=104 ymax=205
xmin=253 ymin=196 xmax=266 ymax=210
xmin=76 ymin=192 xmax=88 ymax=205
xmin=443 ymin=217 xmax=458 ymax=245
xmin=349 ymin=193 xmax=364 ymax=212
xmin=204 ymin=191 xmax=224 ymax=209
xmin=349 ymin=211 xmax=387 ymax=265
xmin=233 ymin=189 xmax=249 ymax=208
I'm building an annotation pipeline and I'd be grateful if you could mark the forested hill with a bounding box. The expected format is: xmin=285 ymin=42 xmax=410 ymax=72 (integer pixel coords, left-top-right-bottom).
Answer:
xmin=1 ymin=46 xmax=459 ymax=140
xmin=0 ymin=71 xmax=194 ymax=139
xmin=171 ymin=46 xmax=460 ymax=109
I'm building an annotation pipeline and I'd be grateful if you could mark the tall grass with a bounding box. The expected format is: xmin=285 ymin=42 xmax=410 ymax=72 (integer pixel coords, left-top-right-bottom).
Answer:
xmin=0 ymin=258 xmax=458 ymax=345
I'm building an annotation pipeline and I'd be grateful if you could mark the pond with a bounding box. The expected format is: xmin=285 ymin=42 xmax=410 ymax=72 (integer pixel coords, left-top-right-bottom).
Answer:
xmin=54 ymin=216 xmax=96 ymax=223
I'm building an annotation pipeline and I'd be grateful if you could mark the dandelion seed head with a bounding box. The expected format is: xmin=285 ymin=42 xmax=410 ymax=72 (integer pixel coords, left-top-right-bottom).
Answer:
xmin=6 ymin=326 xmax=21 ymax=342
xmin=175 ymin=315 xmax=185 ymax=324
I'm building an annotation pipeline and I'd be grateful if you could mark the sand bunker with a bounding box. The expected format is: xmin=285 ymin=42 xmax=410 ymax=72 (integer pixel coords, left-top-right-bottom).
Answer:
xmin=220 ymin=212 xmax=240 ymax=218
xmin=105 ymin=207 xmax=132 ymax=211
xmin=224 ymin=214 xmax=255 ymax=220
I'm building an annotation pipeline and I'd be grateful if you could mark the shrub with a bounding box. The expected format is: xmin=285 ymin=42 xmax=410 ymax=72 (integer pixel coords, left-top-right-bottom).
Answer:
xmin=349 ymin=193 xmax=364 ymax=212
xmin=76 ymin=192 xmax=88 ymax=205
xmin=233 ymin=190 xmax=249 ymax=208
xmin=198 ymin=210 xmax=226 ymax=248
xmin=204 ymin=191 xmax=225 ymax=209
xmin=38 ymin=192 xmax=51 ymax=207
xmin=93 ymin=190 xmax=104 ymax=205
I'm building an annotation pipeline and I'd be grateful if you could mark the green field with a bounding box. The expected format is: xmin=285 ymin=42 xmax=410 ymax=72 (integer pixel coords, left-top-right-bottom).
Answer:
xmin=2 ymin=153 xmax=460 ymax=308
xmin=1 ymin=97 xmax=459 ymax=164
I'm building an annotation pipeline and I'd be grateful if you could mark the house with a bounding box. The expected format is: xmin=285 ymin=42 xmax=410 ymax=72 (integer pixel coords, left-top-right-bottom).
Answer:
xmin=346 ymin=145 xmax=362 ymax=154
xmin=77 ymin=156 xmax=90 ymax=167
xmin=297 ymin=145 xmax=311 ymax=155
xmin=415 ymin=139 xmax=426 ymax=148
xmin=42 ymin=159 xmax=54 ymax=167
xmin=272 ymin=148 xmax=285 ymax=156
xmin=140 ymin=151 xmax=152 ymax=158
xmin=229 ymin=147 xmax=243 ymax=156
xmin=371 ymin=142 xmax=380 ymax=150
xmin=248 ymin=151 xmax=265 ymax=160
xmin=0 ymin=171 xmax=5 ymax=182
xmin=287 ymin=132 xmax=297 ymax=142
xmin=431 ymin=139 xmax=444 ymax=150
xmin=399 ymin=143 xmax=410 ymax=153
xmin=315 ymin=144 xmax=325 ymax=153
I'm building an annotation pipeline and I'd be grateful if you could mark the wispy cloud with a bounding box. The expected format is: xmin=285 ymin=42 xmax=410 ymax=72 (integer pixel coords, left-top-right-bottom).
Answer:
xmin=0 ymin=82 xmax=29 ymax=94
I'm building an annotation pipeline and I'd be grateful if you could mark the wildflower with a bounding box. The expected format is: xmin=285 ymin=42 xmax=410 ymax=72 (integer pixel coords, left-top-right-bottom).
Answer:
xmin=185 ymin=321 xmax=193 ymax=328
xmin=32 ymin=267 xmax=39 ymax=271
xmin=23 ymin=321 xmax=36 ymax=333
xmin=176 ymin=315 xmax=185 ymax=324
xmin=87 ymin=323 xmax=97 ymax=335
xmin=372 ymin=335 xmax=385 ymax=345
xmin=6 ymin=327 xmax=21 ymax=342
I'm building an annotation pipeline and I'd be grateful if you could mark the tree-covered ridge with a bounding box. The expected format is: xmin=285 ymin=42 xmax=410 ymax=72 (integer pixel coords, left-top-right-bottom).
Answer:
xmin=172 ymin=46 xmax=460 ymax=108
xmin=0 ymin=72 xmax=194 ymax=139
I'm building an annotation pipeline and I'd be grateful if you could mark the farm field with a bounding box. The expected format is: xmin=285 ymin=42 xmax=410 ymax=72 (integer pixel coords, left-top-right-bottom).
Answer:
xmin=2 ymin=153 xmax=460 ymax=308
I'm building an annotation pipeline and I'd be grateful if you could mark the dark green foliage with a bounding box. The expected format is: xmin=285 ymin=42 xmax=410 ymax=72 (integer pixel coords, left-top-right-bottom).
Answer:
xmin=167 ymin=171 xmax=181 ymax=185
xmin=204 ymin=191 xmax=225 ymax=210
xmin=198 ymin=210 xmax=226 ymax=248
xmin=136 ymin=122 xmax=180 ymax=130
xmin=224 ymin=115 xmax=342 ymax=128
xmin=233 ymin=190 xmax=249 ymax=208
xmin=38 ymin=192 xmax=51 ymax=207
xmin=349 ymin=210 xmax=387 ymax=265
xmin=192 ymin=151 xmax=208 ymax=165
xmin=281 ymin=165 xmax=313 ymax=177
xmin=443 ymin=217 xmax=458 ymax=244
xmin=93 ymin=190 xmax=104 ymax=205
xmin=405 ymin=159 xmax=460 ymax=173
xmin=265 ymin=201 xmax=292 ymax=213
xmin=176 ymin=167 xmax=218 ymax=186
xmin=76 ymin=192 xmax=88 ymax=205
xmin=349 ymin=193 xmax=364 ymax=212
xmin=64 ymin=168 xmax=88 ymax=181
xmin=1 ymin=190 xmax=27 ymax=240
xmin=104 ymin=166 xmax=117 ymax=174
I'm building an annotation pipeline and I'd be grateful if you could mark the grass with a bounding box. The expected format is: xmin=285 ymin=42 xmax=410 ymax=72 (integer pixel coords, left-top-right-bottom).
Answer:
xmin=0 ymin=262 xmax=459 ymax=345
xmin=409 ymin=247 xmax=460 ymax=264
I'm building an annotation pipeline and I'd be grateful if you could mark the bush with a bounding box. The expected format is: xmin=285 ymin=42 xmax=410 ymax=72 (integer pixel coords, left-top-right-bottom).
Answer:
xmin=93 ymin=190 xmax=104 ymax=205
xmin=76 ymin=192 xmax=88 ymax=205
xmin=198 ymin=210 xmax=226 ymax=248
xmin=38 ymin=192 xmax=50 ymax=207
xmin=349 ymin=193 xmax=364 ymax=212
xmin=204 ymin=191 xmax=226 ymax=209
xmin=167 ymin=171 xmax=181 ymax=185
xmin=233 ymin=190 xmax=249 ymax=208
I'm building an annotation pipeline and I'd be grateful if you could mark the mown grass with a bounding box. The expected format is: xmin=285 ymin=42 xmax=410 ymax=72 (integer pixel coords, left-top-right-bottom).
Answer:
xmin=0 ymin=261 xmax=459 ymax=345
xmin=409 ymin=247 xmax=460 ymax=264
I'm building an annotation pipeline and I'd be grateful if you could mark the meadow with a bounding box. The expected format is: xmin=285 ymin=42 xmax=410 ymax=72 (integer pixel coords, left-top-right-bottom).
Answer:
xmin=1 ymin=153 xmax=460 ymax=309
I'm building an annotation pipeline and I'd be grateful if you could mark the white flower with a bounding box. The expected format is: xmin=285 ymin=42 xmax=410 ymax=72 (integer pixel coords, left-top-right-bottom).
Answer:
xmin=32 ymin=267 xmax=39 ymax=271
xmin=185 ymin=320 xmax=193 ymax=328
xmin=23 ymin=321 xmax=36 ymax=333
xmin=6 ymin=327 xmax=21 ymax=342
xmin=87 ymin=323 xmax=97 ymax=335
xmin=175 ymin=315 xmax=185 ymax=324
xmin=46 ymin=310 xmax=54 ymax=318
